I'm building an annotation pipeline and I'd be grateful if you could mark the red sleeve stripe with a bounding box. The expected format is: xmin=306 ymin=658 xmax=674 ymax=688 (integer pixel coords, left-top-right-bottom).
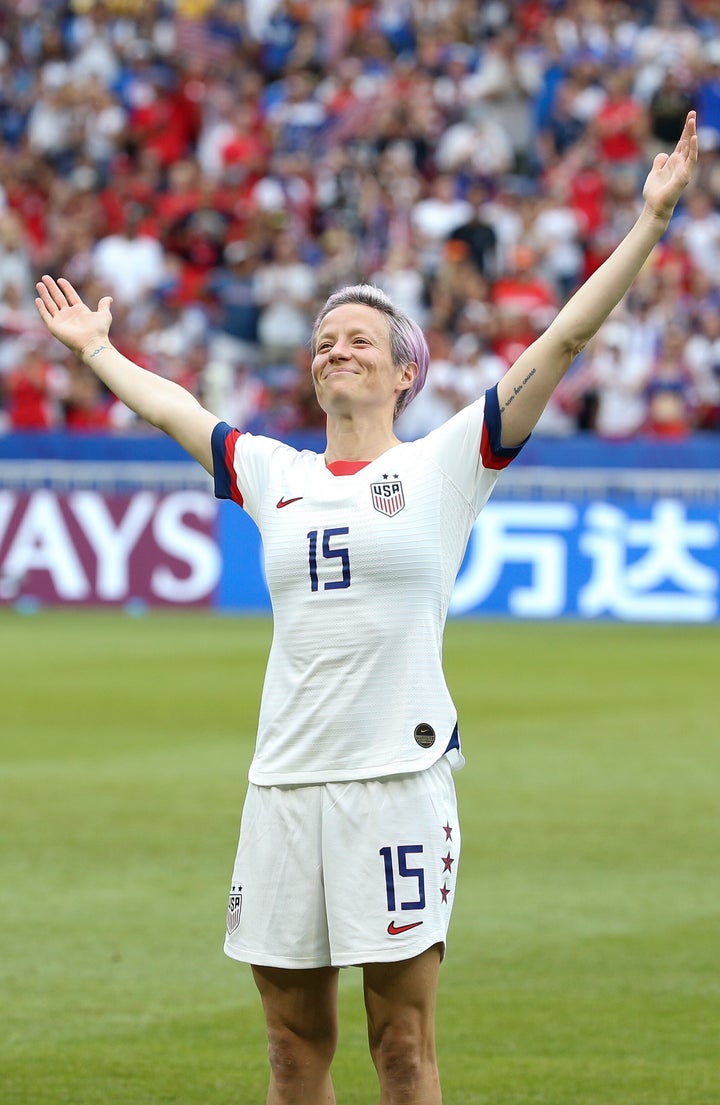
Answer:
xmin=480 ymin=420 xmax=515 ymax=470
xmin=225 ymin=429 xmax=244 ymax=505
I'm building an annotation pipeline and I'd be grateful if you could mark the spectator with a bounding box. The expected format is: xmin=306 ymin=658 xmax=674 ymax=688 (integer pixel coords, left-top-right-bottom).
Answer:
xmin=206 ymin=239 xmax=262 ymax=367
xmin=536 ymin=75 xmax=590 ymax=164
xmin=636 ymin=0 xmax=702 ymax=81
xmin=264 ymin=69 xmax=327 ymax=157
xmin=572 ymin=319 xmax=652 ymax=439
xmin=677 ymin=189 xmax=720 ymax=280
xmin=461 ymin=24 xmax=540 ymax=167
xmin=5 ymin=341 xmax=63 ymax=430
xmin=91 ymin=204 xmax=168 ymax=305
xmin=254 ymin=229 xmax=317 ymax=365
xmin=434 ymin=110 xmax=515 ymax=179
xmin=80 ymin=77 xmax=127 ymax=187
xmin=0 ymin=211 xmax=35 ymax=305
xmin=491 ymin=244 xmax=558 ymax=361
xmin=65 ymin=2 xmax=122 ymax=86
xmin=646 ymin=68 xmax=695 ymax=159
xmin=530 ymin=179 xmax=585 ymax=301
xmin=370 ymin=242 xmax=427 ymax=324
xmin=394 ymin=328 xmax=460 ymax=439
xmin=695 ymin=41 xmax=720 ymax=151
xmin=685 ymin=303 xmax=720 ymax=429
xmin=218 ymin=99 xmax=270 ymax=184
xmin=202 ymin=355 xmax=268 ymax=433
xmin=0 ymin=280 xmax=42 ymax=347
xmin=633 ymin=0 xmax=703 ymax=101
xmin=316 ymin=226 xmax=364 ymax=302
xmin=62 ymin=362 xmax=114 ymax=431
xmin=446 ymin=181 xmax=498 ymax=280
xmin=411 ymin=174 xmax=474 ymax=274
xmin=562 ymin=136 xmax=609 ymax=245
xmin=453 ymin=331 xmax=507 ymax=398
xmin=591 ymin=68 xmax=649 ymax=181
xmin=25 ymin=82 xmax=80 ymax=174
xmin=643 ymin=323 xmax=695 ymax=439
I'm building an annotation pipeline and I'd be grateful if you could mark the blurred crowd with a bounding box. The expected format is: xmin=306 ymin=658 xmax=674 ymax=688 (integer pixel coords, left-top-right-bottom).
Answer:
xmin=2 ymin=0 xmax=720 ymax=441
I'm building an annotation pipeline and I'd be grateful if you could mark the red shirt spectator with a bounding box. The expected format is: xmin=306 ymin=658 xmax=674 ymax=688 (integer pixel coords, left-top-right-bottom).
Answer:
xmin=593 ymin=72 xmax=647 ymax=165
xmin=6 ymin=350 xmax=59 ymax=430
xmin=491 ymin=246 xmax=558 ymax=361
xmin=127 ymin=82 xmax=193 ymax=169
xmin=565 ymin=154 xmax=608 ymax=238
xmin=63 ymin=367 xmax=113 ymax=431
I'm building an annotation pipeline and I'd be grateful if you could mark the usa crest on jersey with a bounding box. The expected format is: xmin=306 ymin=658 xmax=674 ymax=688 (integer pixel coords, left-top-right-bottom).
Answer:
xmin=371 ymin=479 xmax=405 ymax=516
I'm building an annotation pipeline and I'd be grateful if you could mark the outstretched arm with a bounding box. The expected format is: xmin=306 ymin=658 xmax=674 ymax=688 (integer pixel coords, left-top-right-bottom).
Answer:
xmin=497 ymin=110 xmax=699 ymax=447
xmin=35 ymin=276 xmax=219 ymax=474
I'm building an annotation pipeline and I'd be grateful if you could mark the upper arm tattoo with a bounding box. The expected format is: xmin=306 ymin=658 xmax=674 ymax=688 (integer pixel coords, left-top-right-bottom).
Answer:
xmin=499 ymin=366 xmax=537 ymax=413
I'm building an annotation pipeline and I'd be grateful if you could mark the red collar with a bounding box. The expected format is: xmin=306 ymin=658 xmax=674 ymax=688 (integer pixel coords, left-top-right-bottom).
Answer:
xmin=326 ymin=459 xmax=371 ymax=476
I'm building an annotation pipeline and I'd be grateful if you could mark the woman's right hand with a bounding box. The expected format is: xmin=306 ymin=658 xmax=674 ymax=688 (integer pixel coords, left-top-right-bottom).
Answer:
xmin=35 ymin=275 xmax=114 ymax=359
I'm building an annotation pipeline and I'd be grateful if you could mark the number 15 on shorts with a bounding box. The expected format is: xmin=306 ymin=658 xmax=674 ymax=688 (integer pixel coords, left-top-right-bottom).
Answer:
xmin=379 ymin=845 xmax=426 ymax=912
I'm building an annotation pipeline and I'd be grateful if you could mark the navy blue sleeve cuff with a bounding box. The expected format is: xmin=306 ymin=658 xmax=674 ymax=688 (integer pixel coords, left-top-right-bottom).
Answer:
xmin=484 ymin=384 xmax=529 ymax=460
xmin=211 ymin=420 xmax=235 ymax=500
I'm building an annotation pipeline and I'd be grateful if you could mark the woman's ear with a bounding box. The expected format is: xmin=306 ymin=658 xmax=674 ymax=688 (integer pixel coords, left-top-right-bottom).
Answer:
xmin=398 ymin=361 xmax=419 ymax=392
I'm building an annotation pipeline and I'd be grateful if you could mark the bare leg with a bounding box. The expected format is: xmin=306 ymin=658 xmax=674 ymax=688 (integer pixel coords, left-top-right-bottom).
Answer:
xmin=252 ymin=964 xmax=340 ymax=1105
xmin=363 ymin=944 xmax=443 ymax=1105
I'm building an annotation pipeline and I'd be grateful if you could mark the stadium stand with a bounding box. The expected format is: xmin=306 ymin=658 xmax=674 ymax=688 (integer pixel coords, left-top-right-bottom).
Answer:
xmin=1 ymin=0 xmax=720 ymax=442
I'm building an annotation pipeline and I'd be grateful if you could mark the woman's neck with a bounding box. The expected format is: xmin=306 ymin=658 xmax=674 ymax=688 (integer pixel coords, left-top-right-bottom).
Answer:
xmin=324 ymin=411 xmax=400 ymax=464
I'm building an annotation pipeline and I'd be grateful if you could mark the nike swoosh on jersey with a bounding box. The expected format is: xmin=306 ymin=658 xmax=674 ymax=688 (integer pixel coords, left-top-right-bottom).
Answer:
xmin=387 ymin=920 xmax=424 ymax=935
xmin=276 ymin=496 xmax=304 ymax=508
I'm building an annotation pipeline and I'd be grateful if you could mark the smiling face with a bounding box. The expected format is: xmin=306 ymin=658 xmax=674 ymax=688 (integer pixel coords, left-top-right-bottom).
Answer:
xmin=311 ymin=303 xmax=417 ymax=420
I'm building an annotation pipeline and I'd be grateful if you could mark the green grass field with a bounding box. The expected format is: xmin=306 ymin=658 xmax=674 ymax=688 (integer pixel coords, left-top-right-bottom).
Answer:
xmin=1 ymin=610 xmax=718 ymax=1105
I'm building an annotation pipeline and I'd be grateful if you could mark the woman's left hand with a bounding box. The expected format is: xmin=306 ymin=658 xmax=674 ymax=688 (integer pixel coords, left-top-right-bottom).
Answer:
xmin=642 ymin=110 xmax=698 ymax=222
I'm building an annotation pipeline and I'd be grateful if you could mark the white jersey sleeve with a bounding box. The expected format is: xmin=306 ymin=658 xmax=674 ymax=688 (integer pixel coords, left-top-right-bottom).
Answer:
xmin=422 ymin=383 xmax=528 ymax=515
xmin=210 ymin=424 xmax=297 ymax=521
xmin=211 ymin=386 xmax=526 ymax=786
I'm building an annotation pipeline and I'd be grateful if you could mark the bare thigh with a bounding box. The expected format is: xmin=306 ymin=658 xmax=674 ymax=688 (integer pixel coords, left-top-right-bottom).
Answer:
xmin=252 ymin=964 xmax=341 ymax=1051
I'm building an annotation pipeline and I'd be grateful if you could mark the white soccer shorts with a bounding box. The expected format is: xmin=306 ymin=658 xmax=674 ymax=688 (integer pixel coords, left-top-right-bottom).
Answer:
xmin=224 ymin=756 xmax=461 ymax=968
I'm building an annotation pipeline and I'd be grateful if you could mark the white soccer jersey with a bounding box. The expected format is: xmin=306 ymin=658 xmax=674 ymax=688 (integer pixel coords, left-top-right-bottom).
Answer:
xmin=212 ymin=385 xmax=524 ymax=786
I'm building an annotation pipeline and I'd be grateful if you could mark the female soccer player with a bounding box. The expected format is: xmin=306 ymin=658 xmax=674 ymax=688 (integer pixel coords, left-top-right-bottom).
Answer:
xmin=35 ymin=112 xmax=697 ymax=1105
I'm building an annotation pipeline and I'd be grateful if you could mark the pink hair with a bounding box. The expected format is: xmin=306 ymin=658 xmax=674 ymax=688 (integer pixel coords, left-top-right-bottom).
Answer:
xmin=311 ymin=284 xmax=429 ymax=418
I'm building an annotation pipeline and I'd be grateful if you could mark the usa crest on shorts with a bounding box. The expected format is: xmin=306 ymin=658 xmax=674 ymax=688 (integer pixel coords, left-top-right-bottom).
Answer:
xmin=371 ymin=478 xmax=405 ymax=516
xmin=227 ymin=885 xmax=243 ymax=934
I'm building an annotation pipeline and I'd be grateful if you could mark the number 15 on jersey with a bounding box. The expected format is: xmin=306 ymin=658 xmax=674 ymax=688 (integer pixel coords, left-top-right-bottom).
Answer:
xmin=307 ymin=527 xmax=351 ymax=592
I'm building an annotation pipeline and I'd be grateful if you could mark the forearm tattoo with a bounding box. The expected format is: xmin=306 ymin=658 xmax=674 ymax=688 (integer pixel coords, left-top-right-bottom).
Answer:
xmin=500 ymin=366 xmax=537 ymax=412
xmin=86 ymin=345 xmax=109 ymax=359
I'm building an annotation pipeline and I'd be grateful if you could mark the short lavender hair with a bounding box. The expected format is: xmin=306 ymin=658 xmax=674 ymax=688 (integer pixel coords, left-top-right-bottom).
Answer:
xmin=311 ymin=284 xmax=429 ymax=418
